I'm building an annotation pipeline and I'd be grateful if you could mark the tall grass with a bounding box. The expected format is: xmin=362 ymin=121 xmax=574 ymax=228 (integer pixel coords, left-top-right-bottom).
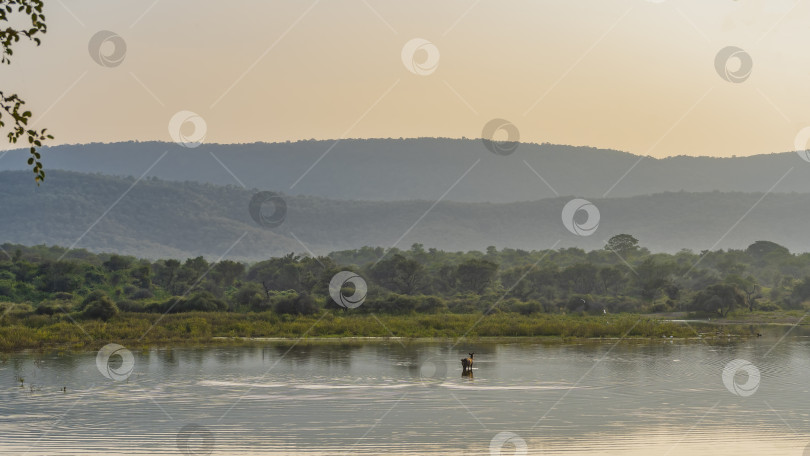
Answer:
xmin=0 ymin=311 xmax=729 ymax=351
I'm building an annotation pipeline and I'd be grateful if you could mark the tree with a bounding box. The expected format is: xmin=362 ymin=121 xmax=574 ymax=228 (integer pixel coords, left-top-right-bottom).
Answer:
xmin=500 ymin=265 xmax=535 ymax=300
xmin=691 ymin=284 xmax=745 ymax=317
xmin=598 ymin=266 xmax=626 ymax=296
xmin=212 ymin=260 xmax=244 ymax=287
xmin=560 ymin=263 xmax=598 ymax=294
xmin=183 ymin=256 xmax=210 ymax=277
xmin=157 ymin=259 xmax=181 ymax=290
xmin=103 ymin=254 xmax=132 ymax=272
xmin=1 ymin=0 xmax=52 ymax=183
xmin=605 ymin=234 xmax=639 ymax=255
xmin=246 ymin=253 xmax=318 ymax=293
xmin=369 ymin=254 xmax=426 ymax=294
xmin=634 ymin=258 xmax=675 ymax=304
xmin=37 ymin=261 xmax=82 ymax=292
xmin=131 ymin=263 xmax=152 ymax=289
xmin=274 ymin=291 xmax=318 ymax=315
xmin=746 ymin=241 xmax=790 ymax=260
xmin=233 ymin=282 xmax=268 ymax=311
xmin=725 ymin=274 xmax=760 ymax=311
xmin=454 ymin=258 xmax=498 ymax=293
xmin=793 ymin=277 xmax=810 ymax=303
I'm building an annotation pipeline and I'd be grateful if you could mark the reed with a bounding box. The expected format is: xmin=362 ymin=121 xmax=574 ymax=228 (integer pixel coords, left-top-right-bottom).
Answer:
xmin=0 ymin=311 xmax=747 ymax=351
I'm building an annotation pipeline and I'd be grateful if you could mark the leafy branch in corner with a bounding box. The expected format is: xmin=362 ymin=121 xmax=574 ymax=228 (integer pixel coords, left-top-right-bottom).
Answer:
xmin=0 ymin=0 xmax=51 ymax=184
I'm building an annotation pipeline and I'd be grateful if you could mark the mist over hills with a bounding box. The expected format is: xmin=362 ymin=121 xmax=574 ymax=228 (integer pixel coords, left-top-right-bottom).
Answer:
xmin=2 ymin=170 xmax=810 ymax=260
xmin=1 ymin=139 xmax=809 ymax=203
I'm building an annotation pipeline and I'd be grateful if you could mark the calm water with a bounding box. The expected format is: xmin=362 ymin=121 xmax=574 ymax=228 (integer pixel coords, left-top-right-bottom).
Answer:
xmin=2 ymin=329 xmax=810 ymax=455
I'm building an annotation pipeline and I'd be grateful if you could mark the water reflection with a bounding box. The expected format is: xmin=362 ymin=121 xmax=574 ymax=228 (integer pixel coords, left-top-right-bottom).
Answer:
xmin=1 ymin=328 xmax=810 ymax=455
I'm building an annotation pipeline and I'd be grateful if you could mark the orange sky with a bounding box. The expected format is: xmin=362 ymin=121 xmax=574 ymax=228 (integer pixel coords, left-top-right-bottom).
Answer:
xmin=2 ymin=0 xmax=809 ymax=157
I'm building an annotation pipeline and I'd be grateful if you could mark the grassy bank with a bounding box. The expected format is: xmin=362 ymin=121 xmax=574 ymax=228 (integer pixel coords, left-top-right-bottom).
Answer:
xmin=0 ymin=311 xmax=757 ymax=351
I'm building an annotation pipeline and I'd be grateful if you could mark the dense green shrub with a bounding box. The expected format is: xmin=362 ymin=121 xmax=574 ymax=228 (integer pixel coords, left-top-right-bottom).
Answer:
xmin=414 ymin=295 xmax=447 ymax=313
xmin=35 ymin=300 xmax=63 ymax=315
xmin=117 ymin=300 xmax=145 ymax=312
xmin=82 ymin=293 xmax=119 ymax=320
xmin=233 ymin=282 xmax=269 ymax=311
xmin=164 ymin=292 xmax=228 ymax=313
xmin=273 ymin=292 xmax=319 ymax=315
xmin=129 ymin=288 xmax=154 ymax=300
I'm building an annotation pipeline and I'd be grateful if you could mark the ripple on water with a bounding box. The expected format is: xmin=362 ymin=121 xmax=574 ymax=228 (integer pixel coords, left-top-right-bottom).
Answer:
xmin=3 ymin=341 xmax=810 ymax=455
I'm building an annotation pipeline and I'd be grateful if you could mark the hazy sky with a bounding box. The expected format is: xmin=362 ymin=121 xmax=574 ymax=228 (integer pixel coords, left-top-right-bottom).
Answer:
xmin=3 ymin=0 xmax=810 ymax=157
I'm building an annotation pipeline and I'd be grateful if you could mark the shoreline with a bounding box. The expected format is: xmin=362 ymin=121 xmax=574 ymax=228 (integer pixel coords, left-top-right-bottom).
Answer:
xmin=1 ymin=333 xmax=759 ymax=356
xmin=0 ymin=311 xmax=796 ymax=353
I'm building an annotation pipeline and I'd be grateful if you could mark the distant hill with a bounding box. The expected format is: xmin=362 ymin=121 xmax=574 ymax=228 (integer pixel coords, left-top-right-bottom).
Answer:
xmin=2 ymin=170 xmax=810 ymax=260
xmin=1 ymin=139 xmax=809 ymax=203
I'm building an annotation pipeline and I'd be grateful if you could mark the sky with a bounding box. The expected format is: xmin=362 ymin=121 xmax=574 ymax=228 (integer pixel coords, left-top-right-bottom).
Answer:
xmin=2 ymin=0 xmax=810 ymax=157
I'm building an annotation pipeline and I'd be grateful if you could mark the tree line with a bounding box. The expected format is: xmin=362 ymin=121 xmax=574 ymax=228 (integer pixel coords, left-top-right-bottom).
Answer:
xmin=1 ymin=236 xmax=810 ymax=322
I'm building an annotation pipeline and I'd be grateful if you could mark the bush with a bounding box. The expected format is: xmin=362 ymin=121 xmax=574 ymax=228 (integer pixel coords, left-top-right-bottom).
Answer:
xmin=233 ymin=283 xmax=269 ymax=311
xmin=82 ymin=290 xmax=108 ymax=306
xmin=117 ymin=300 xmax=145 ymax=312
xmin=756 ymin=301 xmax=781 ymax=312
xmin=650 ymin=301 xmax=672 ymax=313
xmin=447 ymin=295 xmax=480 ymax=313
xmin=164 ymin=292 xmax=228 ymax=313
xmin=129 ymin=288 xmax=154 ymax=300
xmin=0 ymin=280 xmax=13 ymax=298
xmin=415 ymin=296 xmax=447 ymax=313
xmin=82 ymin=294 xmax=119 ymax=321
xmin=565 ymin=295 xmax=590 ymax=313
xmin=35 ymin=301 xmax=63 ymax=315
xmin=362 ymin=294 xmax=418 ymax=314
xmin=0 ymin=270 xmax=14 ymax=297
xmin=512 ymin=300 xmax=543 ymax=316
xmin=274 ymin=292 xmax=319 ymax=315
xmin=144 ymin=301 xmax=165 ymax=313
xmin=187 ymin=292 xmax=227 ymax=311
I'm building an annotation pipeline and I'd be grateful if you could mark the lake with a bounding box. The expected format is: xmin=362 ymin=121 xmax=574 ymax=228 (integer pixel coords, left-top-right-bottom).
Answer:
xmin=2 ymin=328 xmax=810 ymax=455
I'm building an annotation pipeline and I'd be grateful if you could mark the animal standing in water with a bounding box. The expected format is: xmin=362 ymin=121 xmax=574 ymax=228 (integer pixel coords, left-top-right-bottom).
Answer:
xmin=461 ymin=353 xmax=475 ymax=373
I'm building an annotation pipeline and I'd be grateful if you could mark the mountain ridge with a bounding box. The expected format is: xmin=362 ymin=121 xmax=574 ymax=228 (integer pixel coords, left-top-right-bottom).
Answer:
xmin=3 ymin=170 xmax=810 ymax=260
xmin=2 ymin=138 xmax=809 ymax=203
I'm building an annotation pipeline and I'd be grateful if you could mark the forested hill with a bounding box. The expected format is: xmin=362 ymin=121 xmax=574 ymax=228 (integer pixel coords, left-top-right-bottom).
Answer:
xmin=2 ymin=170 xmax=810 ymax=260
xmin=1 ymin=139 xmax=810 ymax=202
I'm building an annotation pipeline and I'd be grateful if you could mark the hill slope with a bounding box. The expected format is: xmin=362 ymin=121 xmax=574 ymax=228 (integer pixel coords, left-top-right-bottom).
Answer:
xmin=2 ymin=171 xmax=810 ymax=259
xmin=1 ymin=139 xmax=809 ymax=203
